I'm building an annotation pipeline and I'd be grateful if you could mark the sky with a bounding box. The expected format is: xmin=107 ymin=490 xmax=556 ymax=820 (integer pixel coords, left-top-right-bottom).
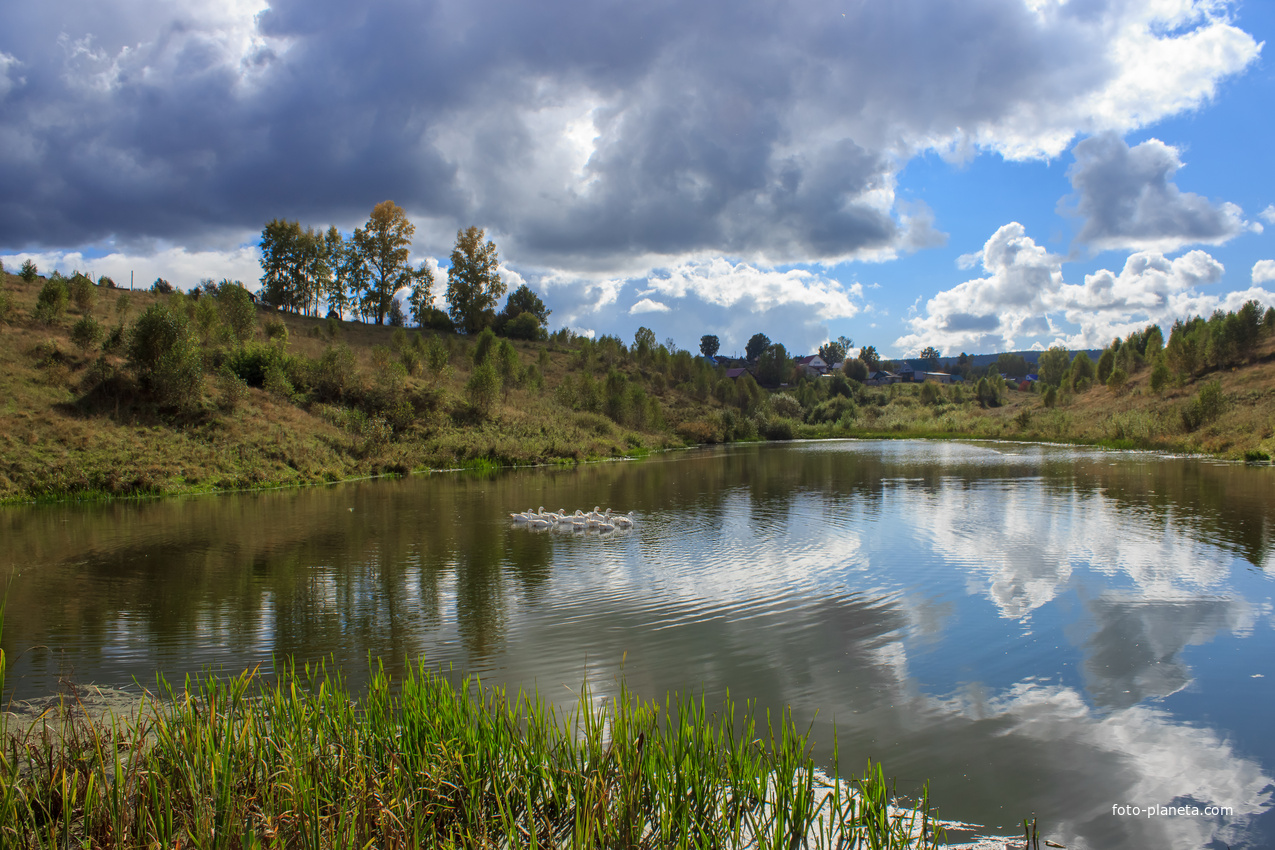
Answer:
xmin=2 ymin=0 xmax=1274 ymax=359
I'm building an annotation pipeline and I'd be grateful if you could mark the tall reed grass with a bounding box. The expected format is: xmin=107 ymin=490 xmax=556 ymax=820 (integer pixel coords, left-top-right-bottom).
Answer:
xmin=0 ymin=658 xmax=945 ymax=849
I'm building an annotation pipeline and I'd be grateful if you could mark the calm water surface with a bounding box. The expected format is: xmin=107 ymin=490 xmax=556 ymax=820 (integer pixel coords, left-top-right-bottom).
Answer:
xmin=3 ymin=440 xmax=1274 ymax=848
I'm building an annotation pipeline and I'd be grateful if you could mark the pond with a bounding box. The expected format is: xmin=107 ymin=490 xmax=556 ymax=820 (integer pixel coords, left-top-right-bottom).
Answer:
xmin=2 ymin=440 xmax=1273 ymax=848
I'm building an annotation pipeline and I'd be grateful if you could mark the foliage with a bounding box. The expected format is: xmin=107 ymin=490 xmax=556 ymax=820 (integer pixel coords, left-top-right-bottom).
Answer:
xmin=263 ymin=316 xmax=289 ymax=345
xmin=1095 ymin=349 xmax=1115 ymax=384
xmin=70 ymin=315 xmax=103 ymax=352
xmin=1149 ymin=355 xmax=1170 ymax=395
xmin=471 ymin=326 xmax=498 ymax=365
xmin=858 ymin=345 xmax=879 ymax=370
xmin=918 ymin=345 xmax=941 ymax=368
xmin=215 ymin=281 xmax=257 ymax=344
xmin=19 ymin=259 xmax=38 ymax=282
xmin=447 ymin=226 xmax=506 ymax=334
xmin=995 ymin=352 xmax=1029 ymax=378
xmin=975 ymin=375 xmax=1003 ymax=408
xmin=1036 ymin=346 xmax=1070 ymax=387
xmin=755 ymin=342 xmax=791 ymax=386
xmin=128 ymin=302 xmax=204 ymax=410
xmin=818 ymin=335 xmax=854 ymax=365
xmin=351 ymin=201 xmax=431 ymax=325
xmin=1042 ymin=385 xmax=1058 ymax=408
xmin=769 ymin=393 xmax=803 ymax=419
xmin=494 ymin=284 xmax=550 ymax=339
xmin=151 ymin=277 xmax=174 ymax=294
xmin=1068 ymin=351 xmax=1095 ymax=390
xmin=466 ymin=359 xmax=502 ymax=416
xmin=807 ymin=395 xmax=857 ymax=424
xmin=310 ymin=344 xmax=358 ymax=402
xmin=633 ymin=326 xmax=656 ymax=364
xmin=34 ymin=277 xmax=68 ymax=324
xmin=69 ymin=273 xmax=96 ymax=312
xmin=842 ymin=357 xmax=869 ymax=383
xmin=745 ymin=332 xmax=771 ymax=362
xmin=1106 ymin=366 xmax=1128 ymax=394
xmin=699 ymin=334 xmax=720 ymax=358
xmin=918 ymin=380 xmax=941 ymax=405
xmin=1181 ymin=380 xmax=1225 ymax=431
xmin=407 ymin=263 xmax=438 ymax=327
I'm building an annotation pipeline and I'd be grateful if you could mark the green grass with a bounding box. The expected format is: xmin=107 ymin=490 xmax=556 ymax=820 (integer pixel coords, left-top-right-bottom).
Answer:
xmin=0 ymin=661 xmax=946 ymax=849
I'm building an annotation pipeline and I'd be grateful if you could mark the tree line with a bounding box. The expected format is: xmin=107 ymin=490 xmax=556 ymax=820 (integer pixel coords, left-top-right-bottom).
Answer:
xmin=257 ymin=202 xmax=551 ymax=340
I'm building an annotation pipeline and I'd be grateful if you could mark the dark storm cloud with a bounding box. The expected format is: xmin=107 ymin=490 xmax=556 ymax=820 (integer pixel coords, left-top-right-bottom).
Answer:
xmin=0 ymin=0 xmax=1257 ymax=266
xmin=1063 ymin=131 xmax=1252 ymax=253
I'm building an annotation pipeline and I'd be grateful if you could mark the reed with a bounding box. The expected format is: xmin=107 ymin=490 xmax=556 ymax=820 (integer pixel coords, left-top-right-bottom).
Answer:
xmin=0 ymin=659 xmax=945 ymax=849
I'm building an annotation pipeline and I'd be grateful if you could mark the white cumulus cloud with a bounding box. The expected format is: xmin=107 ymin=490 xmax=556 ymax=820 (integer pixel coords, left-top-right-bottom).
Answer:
xmin=1253 ymin=260 xmax=1275 ymax=285
xmin=896 ymin=223 xmax=1275 ymax=355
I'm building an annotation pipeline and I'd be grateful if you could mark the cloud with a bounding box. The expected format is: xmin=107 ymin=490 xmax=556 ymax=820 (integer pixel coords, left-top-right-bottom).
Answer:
xmin=1254 ymin=260 xmax=1275 ymax=285
xmin=1062 ymin=132 xmax=1254 ymax=253
xmin=529 ymin=258 xmax=864 ymax=354
xmin=896 ymin=223 xmax=1275 ymax=354
xmin=629 ymin=298 xmax=669 ymax=314
xmin=1261 ymin=206 xmax=1275 ymax=225
xmin=0 ymin=0 xmax=1260 ymax=276
xmin=0 ymin=243 xmax=262 ymax=290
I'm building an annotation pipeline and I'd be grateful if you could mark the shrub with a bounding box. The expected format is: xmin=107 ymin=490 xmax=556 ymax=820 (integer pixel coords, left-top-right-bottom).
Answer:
xmin=806 ymin=395 xmax=857 ymax=424
xmin=760 ymin=416 xmax=796 ymax=440
xmin=151 ymin=277 xmax=175 ymax=294
xmin=115 ymin=291 xmax=132 ymax=320
xmin=217 ymin=366 xmax=249 ymax=411
xmin=1042 ymin=385 xmax=1058 ymax=408
xmin=34 ymin=277 xmax=69 ymax=324
xmin=216 ymin=284 xmax=257 ymax=344
xmin=98 ymin=275 xmax=116 ymax=288
xmin=769 ymin=393 xmax=803 ymax=419
xmin=471 ymin=327 xmax=498 ymax=365
xmin=1181 ymin=380 xmax=1225 ymax=432
xmin=225 ymin=342 xmax=284 ymax=387
xmin=466 ymin=359 xmax=501 ymax=416
xmin=20 ymin=259 xmax=38 ymax=282
xmin=918 ymin=380 xmax=940 ymax=405
xmin=70 ymin=315 xmax=103 ymax=352
xmin=69 ymin=273 xmax=96 ymax=312
xmin=496 ymin=339 xmax=520 ymax=389
xmin=264 ymin=362 xmax=296 ymax=401
xmin=1149 ymin=356 xmax=1170 ymax=395
xmin=1096 ymin=349 xmax=1115 ymax=384
xmin=1106 ymin=366 xmax=1128 ymax=394
xmin=842 ymin=358 xmax=869 ymax=383
xmin=128 ymin=302 xmax=204 ymax=410
xmin=311 ymin=344 xmax=358 ymax=402
xmin=263 ymin=316 xmax=289 ymax=345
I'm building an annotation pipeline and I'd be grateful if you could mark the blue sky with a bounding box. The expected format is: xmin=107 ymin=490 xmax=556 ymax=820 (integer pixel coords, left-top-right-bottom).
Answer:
xmin=2 ymin=0 xmax=1273 ymax=359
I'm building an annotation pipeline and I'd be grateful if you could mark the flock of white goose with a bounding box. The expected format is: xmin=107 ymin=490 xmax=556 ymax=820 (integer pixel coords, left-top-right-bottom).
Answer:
xmin=509 ymin=505 xmax=635 ymax=532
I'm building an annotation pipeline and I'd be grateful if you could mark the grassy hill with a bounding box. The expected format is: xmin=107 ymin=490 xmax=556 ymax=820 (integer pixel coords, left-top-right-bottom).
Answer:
xmin=1 ymin=267 xmax=1272 ymax=503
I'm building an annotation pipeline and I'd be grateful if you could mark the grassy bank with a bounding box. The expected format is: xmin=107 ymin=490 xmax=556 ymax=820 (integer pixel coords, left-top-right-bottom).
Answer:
xmin=2 ymin=268 xmax=1272 ymax=503
xmin=0 ymin=659 xmax=946 ymax=849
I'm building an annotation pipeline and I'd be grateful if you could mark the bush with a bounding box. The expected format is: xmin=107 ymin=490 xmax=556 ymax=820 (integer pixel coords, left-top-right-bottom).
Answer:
xmin=1180 ymin=380 xmax=1225 ymax=432
xmin=471 ymin=327 xmax=497 ymax=366
xmin=496 ymin=339 xmax=520 ymax=389
xmin=225 ymin=342 xmax=284 ymax=387
xmin=70 ymin=315 xmax=103 ymax=351
xmin=128 ymin=302 xmax=204 ymax=410
xmin=20 ymin=259 xmax=38 ymax=282
xmin=760 ymin=416 xmax=796 ymax=440
xmin=806 ymin=395 xmax=857 ymax=425
xmin=263 ymin=317 xmax=289 ymax=345
xmin=34 ymin=277 xmax=68 ymax=324
xmin=1149 ymin=356 xmax=1170 ymax=395
xmin=1042 ymin=385 xmax=1058 ymax=408
xmin=466 ymin=360 xmax=502 ymax=416
xmin=769 ymin=393 xmax=803 ymax=419
xmin=842 ymin=358 xmax=869 ymax=383
xmin=217 ymin=367 xmax=249 ymax=411
xmin=1106 ymin=366 xmax=1128 ymax=394
xmin=151 ymin=277 xmax=175 ymax=294
xmin=216 ymin=284 xmax=257 ymax=344
xmin=98 ymin=275 xmax=116 ymax=288
xmin=69 ymin=273 xmax=96 ymax=313
xmin=310 ymin=344 xmax=358 ymax=402
xmin=918 ymin=380 xmax=941 ymax=405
